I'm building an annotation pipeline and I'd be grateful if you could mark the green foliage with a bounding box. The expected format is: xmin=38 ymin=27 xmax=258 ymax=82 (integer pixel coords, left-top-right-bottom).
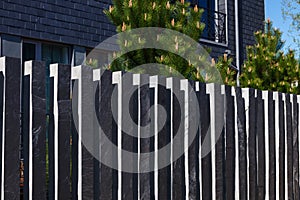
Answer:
xmin=215 ymin=54 xmax=236 ymax=86
xmin=104 ymin=0 xmax=206 ymax=80
xmin=239 ymin=19 xmax=300 ymax=94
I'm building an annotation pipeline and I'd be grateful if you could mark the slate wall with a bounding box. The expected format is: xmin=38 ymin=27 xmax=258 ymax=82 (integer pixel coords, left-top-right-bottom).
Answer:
xmin=0 ymin=0 xmax=115 ymax=48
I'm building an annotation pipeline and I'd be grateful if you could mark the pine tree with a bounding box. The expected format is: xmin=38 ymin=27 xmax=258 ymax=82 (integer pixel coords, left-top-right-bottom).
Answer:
xmin=104 ymin=0 xmax=206 ymax=80
xmin=239 ymin=19 xmax=300 ymax=94
xmin=215 ymin=54 xmax=237 ymax=86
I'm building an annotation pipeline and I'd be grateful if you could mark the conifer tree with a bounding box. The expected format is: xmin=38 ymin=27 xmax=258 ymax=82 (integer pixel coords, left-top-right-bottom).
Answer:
xmin=239 ymin=19 xmax=300 ymax=94
xmin=104 ymin=0 xmax=206 ymax=80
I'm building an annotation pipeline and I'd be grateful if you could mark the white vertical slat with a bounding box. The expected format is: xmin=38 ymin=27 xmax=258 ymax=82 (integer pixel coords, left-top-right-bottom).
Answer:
xmin=149 ymin=76 xmax=158 ymax=200
xmin=0 ymin=57 xmax=6 ymax=200
xmin=262 ymin=91 xmax=269 ymax=200
xmin=273 ymin=92 xmax=280 ymax=200
xmin=231 ymin=87 xmax=239 ymax=200
xmin=49 ymin=64 xmax=59 ymax=200
xmin=133 ymin=74 xmax=141 ymax=200
xmin=24 ymin=60 xmax=33 ymax=200
xmin=180 ymin=79 xmax=189 ymax=200
xmin=166 ymin=77 xmax=173 ymax=200
xmin=282 ymin=94 xmax=288 ymax=200
xmin=71 ymin=66 xmax=82 ymax=200
xmin=112 ymin=71 xmax=123 ymax=200
xmin=206 ymin=83 xmax=216 ymax=200
xmin=241 ymin=88 xmax=250 ymax=200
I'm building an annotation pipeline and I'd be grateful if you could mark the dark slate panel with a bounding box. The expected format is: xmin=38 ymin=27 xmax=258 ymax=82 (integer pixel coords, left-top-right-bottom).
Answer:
xmin=189 ymin=81 xmax=201 ymax=199
xmin=121 ymin=72 xmax=138 ymax=200
xmin=293 ymin=95 xmax=299 ymax=199
xmin=94 ymin=80 xmax=100 ymax=200
xmin=188 ymin=81 xmax=200 ymax=200
xmin=111 ymin=74 xmax=118 ymax=200
xmin=235 ymin=87 xmax=247 ymax=199
xmin=248 ymin=88 xmax=257 ymax=199
xmin=81 ymin=66 xmax=94 ymax=200
xmin=224 ymin=86 xmax=235 ymax=200
xmin=139 ymin=74 xmax=152 ymax=200
xmin=71 ymin=80 xmax=79 ymax=200
xmin=0 ymin=72 xmax=4 ymax=200
xmin=31 ymin=61 xmax=47 ymax=199
xmin=256 ymin=90 xmax=265 ymax=199
xmin=22 ymin=71 xmax=30 ymax=200
xmin=158 ymin=77 xmax=171 ymax=200
xmin=172 ymin=78 xmax=185 ymax=200
xmin=214 ymin=84 xmax=225 ymax=200
xmin=149 ymin=83 xmax=155 ymax=200
xmin=268 ymin=91 xmax=276 ymax=199
xmin=2 ymin=57 xmax=21 ymax=199
xmin=57 ymin=64 xmax=72 ymax=199
xmin=285 ymin=94 xmax=293 ymax=199
xmin=48 ymin=68 xmax=55 ymax=200
xmin=98 ymin=70 xmax=114 ymax=200
xmin=278 ymin=93 xmax=285 ymax=200
xmin=199 ymin=83 xmax=212 ymax=200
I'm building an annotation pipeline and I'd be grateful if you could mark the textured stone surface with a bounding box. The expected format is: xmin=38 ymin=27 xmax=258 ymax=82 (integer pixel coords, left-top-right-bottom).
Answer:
xmin=188 ymin=81 xmax=200 ymax=200
xmin=22 ymin=60 xmax=47 ymax=199
xmin=121 ymin=72 xmax=138 ymax=200
xmin=81 ymin=66 xmax=94 ymax=200
xmin=225 ymin=85 xmax=235 ymax=200
xmin=139 ymin=74 xmax=152 ymax=200
xmin=98 ymin=70 xmax=114 ymax=200
xmin=1 ymin=57 xmax=21 ymax=199
xmin=235 ymin=87 xmax=247 ymax=199
xmin=292 ymin=95 xmax=299 ymax=199
xmin=268 ymin=91 xmax=275 ymax=199
xmin=256 ymin=90 xmax=265 ymax=199
xmin=199 ymin=83 xmax=212 ymax=200
xmin=214 ymin=84 xmax=225 ymax=200
xmin=248 ymin=88 xmax=257 ymax=200
xmin=57 ymin=64 xmax=72 ymax=199
xmin=286 ymin=94 xmax=293 ymax=200
xmin=172 ymin=78 xmax=185 ymax=200
xmin=158 ymin=77 xmax=171 ymax=200
xmin=278 ymin=93 xmax=285 ymax=199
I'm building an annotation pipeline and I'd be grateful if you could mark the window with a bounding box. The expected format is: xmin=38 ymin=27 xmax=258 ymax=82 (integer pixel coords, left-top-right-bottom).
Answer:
xmin=1 ymin=34 xmax=21 ymax=58
xmin=189 ymin=0 xmax=227 ymax=44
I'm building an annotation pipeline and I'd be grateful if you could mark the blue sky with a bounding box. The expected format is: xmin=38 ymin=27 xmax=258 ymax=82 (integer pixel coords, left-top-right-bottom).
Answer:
xmin=265 ymin=0 xmax=298 ymax=54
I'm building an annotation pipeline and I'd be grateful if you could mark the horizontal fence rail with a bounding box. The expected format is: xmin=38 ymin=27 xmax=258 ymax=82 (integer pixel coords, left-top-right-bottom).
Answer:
xmin=0 ymin=56 xmax=299 ymax=199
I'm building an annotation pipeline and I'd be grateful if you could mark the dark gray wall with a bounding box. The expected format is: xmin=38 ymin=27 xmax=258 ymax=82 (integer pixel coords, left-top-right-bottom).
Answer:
xmin=239 ymin=0 xmax=265 ymax=61
xmin=0 ymin=0 xmax=115 ymax=48
xmin=202 ymin=0 xmax=265 ymax=65
xmin=0 ymin=0 xmax=264 ymax=63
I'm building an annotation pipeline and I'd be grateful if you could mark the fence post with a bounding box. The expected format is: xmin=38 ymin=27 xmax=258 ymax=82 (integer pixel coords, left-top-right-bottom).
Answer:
xmin=286 ymin=94 xmax=294 ymax=199
xmin=157 ymin=76 xmax=171 ymax=200
xmin=49 ymin=64 xmax=71 ymax=199
xmin=199 ymin=83 xmax=212 ymax=200
xmin=94 ymin=70 xmax=115 ymax=200
xmin=0 ymin=57 xmax=21 ymax=200
xmin=23 ymin=60 xmax=47 ymax=200
xmin=206 ymin=83 xmax=225 ymax=200
xmin=71 ymin=65 xmax=95 ymax=199
xmin=139 ymin=74 xmax=153 ymax=200
xmin=224 ymin=85 xmax=235 ymax=199
xmin=294 ymin=95 xmax=300 ymax=199
xmin=267 ymin=91 xmax=276 ymax=199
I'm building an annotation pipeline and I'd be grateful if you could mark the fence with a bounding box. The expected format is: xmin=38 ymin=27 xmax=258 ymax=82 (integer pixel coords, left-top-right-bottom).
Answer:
xmin=0 ymin=56 xmax=299 ymax=199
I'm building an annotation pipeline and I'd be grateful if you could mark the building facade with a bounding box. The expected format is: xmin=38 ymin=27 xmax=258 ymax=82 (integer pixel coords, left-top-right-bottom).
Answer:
xmin=0 ymin=0 xmax=265 ymax=72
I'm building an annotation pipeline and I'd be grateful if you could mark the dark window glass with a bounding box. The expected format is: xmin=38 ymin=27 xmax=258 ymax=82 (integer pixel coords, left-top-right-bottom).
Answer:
xmin=23 ymin=43 xmax=36 ymax=63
